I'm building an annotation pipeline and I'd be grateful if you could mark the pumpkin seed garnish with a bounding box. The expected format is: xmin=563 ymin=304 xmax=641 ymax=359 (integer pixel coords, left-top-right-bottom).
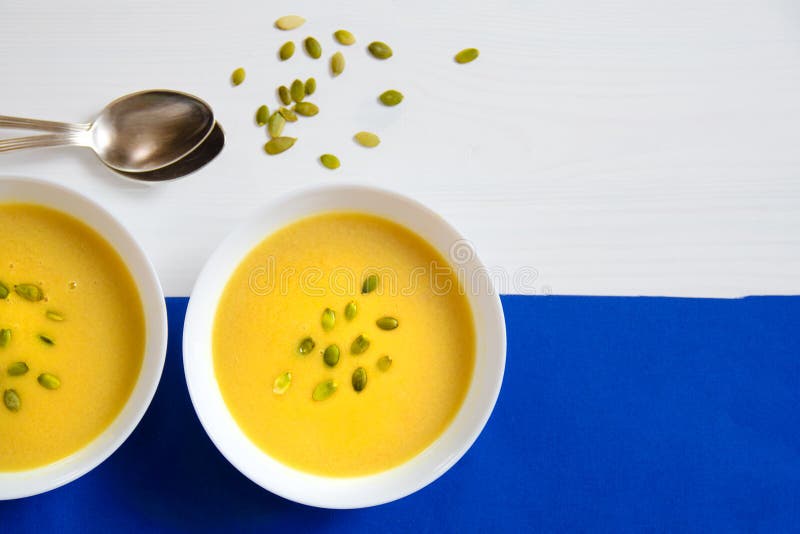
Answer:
xmin=354 ymin=131 xmax=380 ymax=148
xmin=0 ymin=282 xmax=8 ymax=299
xmin=455 ymin=47 xmax=479 ymax=64
xmin=278 ymin=85 xmax=291 ymax=106
xmin=4 ymin=389 xmax=20 ymax=412
xmin=279 ymin=41 xmax=295 ymax=61
xmin=367 ymin=41 xmax=393 ymax=59
xmin=15 ymin=283 xmax=44 ymax=302
xmin=331 ymin=52 xmax=345 ymax=76
xmin=376 ymin=316 xmax=399 ymax=330
xmin=231 ymin=67 xmax=246 ymax=86
xmin=39 ymin=334 xmax=54 ymax=346
xmin=320 ymin=154 xmax=340 ymax=170
xmin=297 ymin=336 xmax=316 ymax=355
xmin=361 ymin=274 xmax=378 ymax=294
xmin=352 ymin=367 xmax=368 ymax=392
xmin=7 ymin=362 xmax=28 ymax=376
xmin=275 ymin=15 xmax=305 ymax=31
xmin=304 ymin=36 xmax=322 ymax=59
xmin=278 ymin=107 xmax=298 ymax=122
xmin=351 ymin=334 xmax=370 ymax=355
xmin=273 ymin=371 xmax=292 ymax=395
xmin=312 ymin=379 xmax=337 ymax=401
xmin=293 ymin=102 xmax=319 ymax=117
xmin=377 ymin=355 xmax=393 ymax=372
xmin=0 ymin=329 xmax=10 ymax=348
xmin=379 ymin=90 xmax=404 ymax=106
xmin=264 ymin=137 xmax=297 ymax=155
xmin=267 ymin=112 xmax=286 ymax=138
xmin=37 ymin=373 xmax=61 ymax=390
xmin=323 ymin=344 xmax=340 ymax=367
xmin=305 ymin=77 xmax=316 ymax=95
xmin=255 ymin=105 xmax=270 ymax=126
xmin=321 ymin=308 xmax=336 ymax=331
xmin=334 ymin=29 xmax=356 ymax=46
xmin=290 ymin=79 xmax=305 ymax=103
xmin=345 ymin=301 xmax=357 ymax=321
xmin=46 ymin=310 xmax=65 ymax=322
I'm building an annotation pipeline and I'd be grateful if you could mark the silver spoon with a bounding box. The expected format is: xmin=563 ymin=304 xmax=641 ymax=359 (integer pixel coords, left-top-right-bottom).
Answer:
xmin=0 ymin=89 xmax=215 ymax=174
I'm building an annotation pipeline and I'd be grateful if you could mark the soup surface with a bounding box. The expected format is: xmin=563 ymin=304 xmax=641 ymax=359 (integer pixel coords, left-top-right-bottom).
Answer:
xmin=0 ymin=203 xmax=145 ymax=471
xmin=213 ymin=212 xmax=475 ymax=477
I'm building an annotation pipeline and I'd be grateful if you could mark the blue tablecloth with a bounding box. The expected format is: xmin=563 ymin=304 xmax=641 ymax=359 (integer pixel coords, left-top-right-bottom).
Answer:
xmin=2 ymin=296 xmax=798 ymax=532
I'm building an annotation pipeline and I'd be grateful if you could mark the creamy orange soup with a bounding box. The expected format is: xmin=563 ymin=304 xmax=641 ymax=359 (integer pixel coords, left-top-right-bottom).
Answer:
xmin=213 ymin=212 xmax=475 ymax=477
xmin=0 ymin=204 xmax=145 ymax=471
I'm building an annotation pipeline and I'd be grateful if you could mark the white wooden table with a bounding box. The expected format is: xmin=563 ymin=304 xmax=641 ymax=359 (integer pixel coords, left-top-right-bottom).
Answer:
xmin=2 ymin=0 xmax=798 ymax=297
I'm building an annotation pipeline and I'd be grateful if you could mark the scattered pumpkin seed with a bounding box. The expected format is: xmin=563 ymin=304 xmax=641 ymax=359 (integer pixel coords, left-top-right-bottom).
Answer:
xmin=46 ymin=310 xmax=65 ymax=322
xmin=0 ymin=282 xmax=8 ymax=299
xmin=321 ymin=308 xmax=336 ymax=331
xmin=304 ymin=36 xmax=322 ymax=59
xmin=15 ymin=283 xmax=43 ymax=302
xmin=377 ymin=355 xmax=393 ymax=372
xmin=39 ymin=334 xmax=54 ymax=346
xmin=331 ymin=52 xmax=345 ymax=76
xmin=278 ymin=107 xmax=298 ymax=122
xmin=273 ymin=371 xmax=292 ymax=395
xmin=455 ymin=47 xmax=479 ymax=64
xmin=361 ymin=274 xmax=379 ymax=293
xmin=231 ymin=67 xmax=246 ymax=86
xmin=312 ymin=379 xmax=337 ymax=401
xmin=367 ymin=41 xmax=393 ymax=59
xmin=354 ymin=131 xmax=380 ymax=148
xmin=297 ymin=336 xmax=316 ymax=355
xmin=279 ymin=41 xmax=295 ymax=61
xmin=305 ymin=77 xmax=316 ymax=95
xmin=267 ymin=112 xmax=286 ymax=138
xmin=290 ymin=79 xmax=305 ymax=103
xmin=0 ymin=329 xmax=10 ymax=348
xmin=334 ymin=29 xmax=356 ymax=45
xmin=376 ymin=316 xmax=399 ymax=330
xmin=320 ymin=154 xmax=340 ymax=170
xmin=345 ymin=301 xmax=357 ymax=321
xmin=275 ymin=15 xmax=305 ymax=31
xmin=4 ymin=389 xmax=20 ymax=412
xmin=379 ymin=89 xmax=404 ymax=106
xmin=351 ymin=334 xmax=370 ymax=355
xmin=278 ymin=85 xmax=291 ymax=106
xmin=264 ymin=137 xmax=297 ymax=155
xmin=7 ymin=362 xmax=28 ymax=376
xmin=37 ymin=373 xmax=61 ymax=390
xmin=352 ymin=367 xmax=368 ymax=392
xmin=293 ymin=102 xmax=319 ymax=116
xmin=323 ymin=344 xmax=340 ymax=367
xmin=255 ymin=105 xmax=270 ymax=126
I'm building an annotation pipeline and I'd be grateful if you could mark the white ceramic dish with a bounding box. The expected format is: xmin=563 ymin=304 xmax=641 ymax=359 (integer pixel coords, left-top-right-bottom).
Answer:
xmin=183 ymin=184 xmax=506 ymax=509
xmin=0 ymin=177 xmax=168 ymax=500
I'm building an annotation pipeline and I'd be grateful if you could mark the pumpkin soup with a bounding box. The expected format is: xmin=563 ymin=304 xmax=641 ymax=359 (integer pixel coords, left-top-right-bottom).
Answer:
xmin=0 ymin=203 xmax=145 ymax=471
xmin=213 ymin=212 xmax=475 ymax=477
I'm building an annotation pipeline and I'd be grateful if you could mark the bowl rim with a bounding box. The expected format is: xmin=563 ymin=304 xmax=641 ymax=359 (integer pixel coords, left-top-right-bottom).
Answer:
xmin=183 ymin=183 xmax=506 ymax=508
xmin=0 ymin=176 xmax=168 ymax=500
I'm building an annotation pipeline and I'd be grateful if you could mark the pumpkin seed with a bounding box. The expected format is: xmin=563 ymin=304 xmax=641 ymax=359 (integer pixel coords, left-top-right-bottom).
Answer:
xmin=321 ymin=308 xmax=336 ymax=331
xmin=351 ymin=334 xmax=370 ymax=355
xmin=352 ymin=367 xmax=367 ymax=392
xmin=331 ymin=52 xmax=345 ymax=76
xmin=290 ymin=79 xmax=305 ymax=103
xmin=345 ymin=301 xmax=357 ymax=320
xmin=354 ymin=131 xmax=380 ymax=148
xmin=231 ymin=67 xmax=246 ymax=86
xmin=0 ymin=329 xmax=10 ymax=348
xmin=278 ymin=85 xmax=291 ymax=105
xmin=3 ymin=389 xmax=20 ymax=412
xmin=264 ymin=137 xmax=297 ymax=155
xmin=278 ymin=107 xmax=298 ymax=122
xmin=376 ymin=316 xmax=399 ymax=330
xmin=379 ymin=89 xmax=404 ymax=106
xmin=455 ymin=47 xmax=479 ymax=64
xmin=304 ymin=36 xmax=322 ymax=59
xmin=377 ymin=355 xmax=393 ymax=372
xmin=267 ymin=112 xmax=286 ymax=138
xmin=7 ymin=362 xmax=28 ymax=376
xmin=279 ymin=41 xmax=295 ymax=61
xmin=320 ymin=154 xmax=340 ymax=170
xmin=361 ymin=274 xmax=378 ymax=293
xmin=334 ymin=29 xmax=356 ymax=46
xmin=297 ymin=336 xmax=316 ymax=355
xmin=272 ymin=371 xmax=292 ymax=395
xmin=323 ymin=344 xmax=340 ymax=367
xmin=0 ymin=282 xmax=8 ymax=299
xmin=275 ymin=15 xmax=305 ymax=31
xmin=367 ymin=41 xmax=393 ymax=59
xmin=305 ymin=77 xmax=316 ymax=95
xmin=37 ymin=373 xmax=61 ymax=390
xmin=46 ymin=310 xmax=65 ymax=322
xmin=293 ymin=102 xmax=318 ymax=116
xmin=312 ymin=379 xmax=337 ymax=401
xmin=15 ymin=283 xmax=43 ymax=302
xmin=255 ymin=105 xmax=270 ymax=126
xmin=39 ymin=334 xmax=54 ymax=346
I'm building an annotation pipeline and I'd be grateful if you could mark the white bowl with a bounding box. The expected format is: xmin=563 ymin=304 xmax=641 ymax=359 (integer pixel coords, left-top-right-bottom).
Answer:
xmin=0 ymin=177 xmax=168 ymax=500
xmin=183 ymin=185 xmax=506 ymax=509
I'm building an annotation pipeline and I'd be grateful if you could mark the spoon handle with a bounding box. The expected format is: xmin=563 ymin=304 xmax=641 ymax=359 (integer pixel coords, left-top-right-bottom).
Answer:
xmin=0 ymin=133 xmax=83 ymax=153
xmin=0 ymin=116 xmax=89 ymax=133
